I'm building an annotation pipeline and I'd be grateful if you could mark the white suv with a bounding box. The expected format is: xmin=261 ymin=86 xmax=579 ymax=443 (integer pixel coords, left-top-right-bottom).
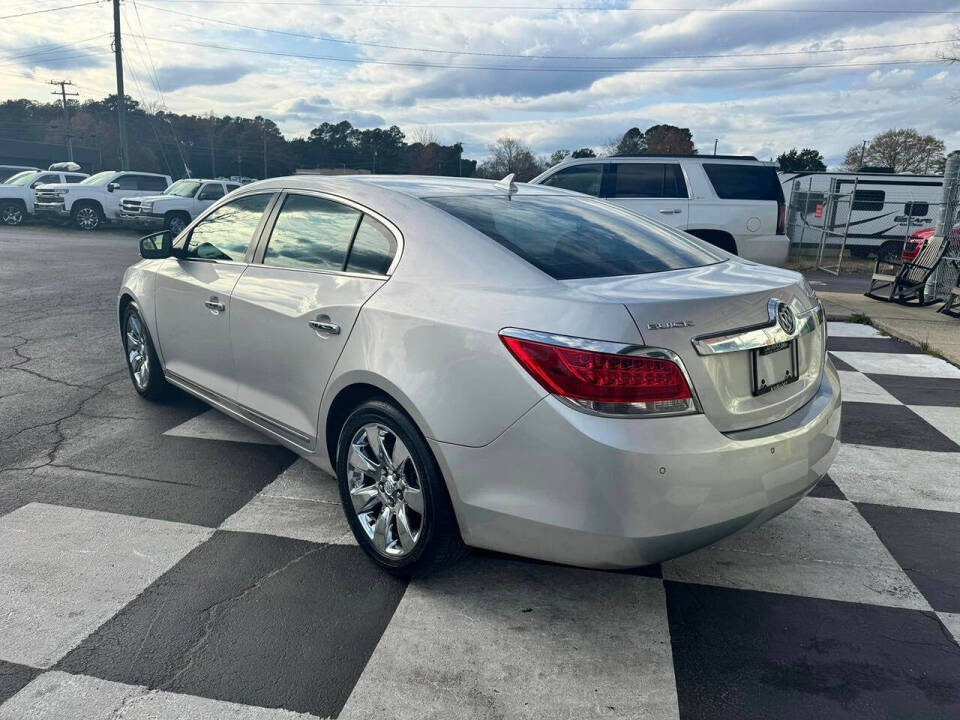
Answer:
xmin=118 ymin=178 xmax=242 ymax=236
xmin=35 ymin=170 xmax=172 ymax=231
xmin=530 ymin=155 xmax=789 ymax=266
xmin=0 ymin=168 xmax=88 ymax=226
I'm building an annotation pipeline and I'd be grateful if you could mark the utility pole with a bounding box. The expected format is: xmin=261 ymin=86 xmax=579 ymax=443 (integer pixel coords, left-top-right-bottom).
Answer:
xmin=49 ymin=80 xmax=78 ymax=162
xmin=262 ymin=132 xmax=268 ymax=178
xmin=112 ymin=0 xmax=129 ymax=169
xmin=208 ymin=112 xmax=217 ymax=178
xmin=858 ymin=140 xmax=867 ymax=170
xmin=713 ymin=139 xmax=718 ymax=156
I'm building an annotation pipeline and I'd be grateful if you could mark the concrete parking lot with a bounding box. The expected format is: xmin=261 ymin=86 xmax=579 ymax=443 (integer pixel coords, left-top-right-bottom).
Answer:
xmin=2 ymin=224 xmax=960 ymax=719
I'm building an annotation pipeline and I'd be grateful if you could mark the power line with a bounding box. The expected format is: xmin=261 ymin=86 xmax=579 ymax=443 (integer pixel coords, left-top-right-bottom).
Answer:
xmin=125 ymin=0 xmax=960 ymax=12
xmin=0 ymin=49 xmax=113 ymax=70
xmin=138 ymin=4 xmax=956 ymax=61
xmin=0 ymin=1 xmax=103 ymax=21
xmin=0 ymin=35 xmax=110 ymax=64
xmin=130 ymin=33 xmax=945 ymax=73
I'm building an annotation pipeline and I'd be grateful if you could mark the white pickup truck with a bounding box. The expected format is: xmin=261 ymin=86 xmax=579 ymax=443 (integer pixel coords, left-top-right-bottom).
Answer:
xmin=34 ymin=170 xmax=172 ymax=231
xmin=0 ymin=168 xmax=89 ymax=226
xmin=118 ymin=178 xmax=242 ymax=236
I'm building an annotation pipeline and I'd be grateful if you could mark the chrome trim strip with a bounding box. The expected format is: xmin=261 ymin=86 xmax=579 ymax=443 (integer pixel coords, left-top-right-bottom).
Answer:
xmin=166 ymin=370 xmax=315 ymax=449
xmin=691 ymin=300 xmax=821 ymax=356
xmin=498 ymin=327 xmax=702 ymax=418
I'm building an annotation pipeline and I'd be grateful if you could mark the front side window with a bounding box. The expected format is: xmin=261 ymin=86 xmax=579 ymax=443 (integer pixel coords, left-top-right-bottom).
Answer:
xmin=183 ymin=193 xmax=272 ymax=261
xmin=610 ymin=163 xmax=687 ymax=199
xmin=113 ymin=174 xmax=140 ymax=190
xmin=703 ymin=164 xmax=781 ymax=201
xmin=198 ymin=183 xmax=225 ymax=201
xmin=31 ymin=174 xmax=59 ymax=187
xmin=852 ymin=190 xmax=885 ymax=212
xmin=64 ymin=174 xmax=85 ymax=183
xmin=346 ymin=215 xmax=397 ymax=275
xmin=426 ymin=194 xmax=724 ymax=280
xmin=140 ymin=176 xmax=168 ymax=192
xmin=540 ymin=164 xmax=603 ymax=196
xmin=263 ymin=194 xmax=361 ymax=271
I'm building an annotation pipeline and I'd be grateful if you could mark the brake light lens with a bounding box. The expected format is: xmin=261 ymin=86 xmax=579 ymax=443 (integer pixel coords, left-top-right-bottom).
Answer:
xmin=500 ymin=334 xmax=696 ymax=416
xmin=777 ymin=200 xmax=786 ymax=235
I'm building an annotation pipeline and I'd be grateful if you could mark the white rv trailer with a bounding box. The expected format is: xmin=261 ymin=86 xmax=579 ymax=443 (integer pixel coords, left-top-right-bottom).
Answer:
xmin=779 ymin=170 xmax=943 ymax=257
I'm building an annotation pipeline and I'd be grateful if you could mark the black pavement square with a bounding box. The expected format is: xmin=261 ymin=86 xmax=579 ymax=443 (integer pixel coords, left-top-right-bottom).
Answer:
xmin=827 ymin=337 xmax=922 ymax=354
xmin=0 ymin=661 xmax=39 ymax=705
xmin=829 ymin=353 xmax=857 ymax=371
xmin=58 ymin=531 xmax=406 ymax=718
xmin=840 ymin=402 xmax=960 ymax=452
xmin=807 ymin=473 xmax=846 ymax=501
xmin=856 ymin=503 xmax=960 ymax=614
xmin=665 ymin=582 xmax=960 ymax=720
xmin=867 ymin=374 xmax=960 ymax=408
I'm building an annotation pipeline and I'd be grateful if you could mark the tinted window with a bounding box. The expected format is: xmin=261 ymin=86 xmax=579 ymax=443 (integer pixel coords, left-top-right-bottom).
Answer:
xmin=225 ymin=184 xmax=241 ymax=192
xmin=31 ymin=174 xmax=59 ymax=186
xmin=853 ymin=190 xmax=885 ymax=212
xmin=611 ymin=163 xmax=687 ymax=198
xmin=540 ymin=164 xmax=602 ymax=196
xmin=426 ymin=195 xmax=723 ymax=280
xmin=264 ymin=194 xmax=361 ymax=271
xmin=184 ymin=193 xmax=272 ymax=261
xmin=113 ymin=174 xmax=140 ymax=190
xmin=140 ymin=175 xmax=168 ymax=191
xmin=198 ymin=183 xmax=225 ymax=201
xmin=346 ymin=215 xmax=397 ymax=275
xmin=904 ymin=201 xmax=928 ymax=217
xmin=703 ymin=164 xmax=781 ymax=201
xmin=64 ymin=174 xmax=85 ymax=183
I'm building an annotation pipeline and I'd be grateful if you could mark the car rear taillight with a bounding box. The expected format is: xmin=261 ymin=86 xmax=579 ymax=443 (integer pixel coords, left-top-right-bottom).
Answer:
xmin=777 ymin=200 xmax=786 ymax=235
xmin=500 ymin=332 xmax=697 ymax=416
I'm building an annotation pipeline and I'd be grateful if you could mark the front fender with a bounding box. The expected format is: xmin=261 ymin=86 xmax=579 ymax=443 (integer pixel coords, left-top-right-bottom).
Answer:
xmin=118 ymin=264 xmax=162 ymax=365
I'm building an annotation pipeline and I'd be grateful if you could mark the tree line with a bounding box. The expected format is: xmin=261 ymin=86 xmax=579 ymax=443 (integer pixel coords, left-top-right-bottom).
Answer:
xmin=0 ymin=95 xmax=947 ymax=181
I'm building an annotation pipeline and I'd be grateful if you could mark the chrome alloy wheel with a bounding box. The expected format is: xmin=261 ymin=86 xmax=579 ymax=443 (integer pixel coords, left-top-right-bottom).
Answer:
xmin=75 ymin=206 xmax=99 ymax=230
xmin=168 ymin=215 xmax=187 ymax=236
xmin=124 ymin=313 xmax=150 ymax=390
xmin=1 ymin=205 xmax=23 ymax=225
xmin=346 ymin=423 xmax=424 ymax=558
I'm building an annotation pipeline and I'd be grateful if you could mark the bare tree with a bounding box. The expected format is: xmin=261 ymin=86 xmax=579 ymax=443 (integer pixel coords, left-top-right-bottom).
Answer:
xmin=410 ymin=126 xmax=439 ymax=145
xmin=550 ymin=149 xmax=570 ymax=165
xmin=843 ymin=129 xmax=946 ymax=173
xmin=478 ymin=137 xmax=544 ymax=181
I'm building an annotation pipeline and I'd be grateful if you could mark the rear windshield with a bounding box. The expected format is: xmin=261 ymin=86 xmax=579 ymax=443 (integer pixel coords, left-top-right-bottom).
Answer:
xmin=425 ymin=195 xmax=724 ymax=280
xmin=703 ymin=164 xmax=782 ymax=201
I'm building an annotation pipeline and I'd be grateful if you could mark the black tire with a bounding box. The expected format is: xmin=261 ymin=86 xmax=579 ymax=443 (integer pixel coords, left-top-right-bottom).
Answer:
xmin=72 ymin=202 xmax=103 ymax=231
xmin=121 ymin=302 xmax=169 ymax=401
xmin=849 ymin=246 xmax=872 ymax=259
xmin=0 ymin=201 xmax=25 ymax=226
xmin=878 ymin=240 xmax=904 ymax=261
xmin=336 ymin=399 xmax=467 ymax=577
xmin=164 ymin=211 xmax=190 ymax=237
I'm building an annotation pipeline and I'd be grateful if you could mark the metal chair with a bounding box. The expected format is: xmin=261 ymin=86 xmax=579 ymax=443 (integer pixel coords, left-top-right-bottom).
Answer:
xmin=865 ymin=234 xmax=950 ymax=305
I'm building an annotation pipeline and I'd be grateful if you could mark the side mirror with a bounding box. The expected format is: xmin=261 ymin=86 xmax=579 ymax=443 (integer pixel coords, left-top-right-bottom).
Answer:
xmin=107 ymin=182 xmax=119 ymax=192
xmin=139 ymin=230 xmax=173 ymax=259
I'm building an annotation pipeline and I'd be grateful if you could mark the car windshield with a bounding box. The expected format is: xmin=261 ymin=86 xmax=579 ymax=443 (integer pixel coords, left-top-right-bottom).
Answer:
xmin=5 ymin=171 xmax=40 ymax=186
xmin=164 ymin=180 xmax=202 ymax=197
xmin=80 ymin=171 xmax=117 ymax=186
xmin=425 ymin=194 xmax=725 ymax=280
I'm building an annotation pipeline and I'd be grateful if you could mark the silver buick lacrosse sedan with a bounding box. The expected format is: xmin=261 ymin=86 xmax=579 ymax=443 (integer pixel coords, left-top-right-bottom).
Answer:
xmin=119 ymin=175 xmax=840 ymax=575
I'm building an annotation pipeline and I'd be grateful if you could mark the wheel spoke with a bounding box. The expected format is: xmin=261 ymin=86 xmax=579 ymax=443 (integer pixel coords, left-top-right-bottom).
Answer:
xmin=396 ymin=505 xmax=417 ymax=551
xmin=403 ymin=485 xmax=424 ymax=514
xmin=349 ymin=484 xmax=380 ymax=514
xmin=391 ymin=441 xmax=411 ymax=475
xmin=348 ymin=444 xmax=378 ymax=475
xmin=373 ymin=505 xmax=393 ymax=551
xmin=126 ymin=331 xmax=139 ymax=349
xmin=364 ymin=426 xmax=383 ymax=463
xmin=128 ymin=349 xmax=140 ymax=367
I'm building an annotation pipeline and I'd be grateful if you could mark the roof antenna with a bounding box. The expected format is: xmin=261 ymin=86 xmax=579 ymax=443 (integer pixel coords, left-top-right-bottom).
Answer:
xmin=494 ymin=173 xmax=518 ymax=199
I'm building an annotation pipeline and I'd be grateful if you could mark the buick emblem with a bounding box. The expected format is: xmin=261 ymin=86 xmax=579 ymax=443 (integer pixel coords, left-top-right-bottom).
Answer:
xmin=776 ymin=303 xmax=796 ymax=335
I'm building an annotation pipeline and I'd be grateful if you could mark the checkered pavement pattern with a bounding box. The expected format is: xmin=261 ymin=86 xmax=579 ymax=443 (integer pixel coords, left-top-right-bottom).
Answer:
xmin=2 ymin=322 xmax=960 ymax=719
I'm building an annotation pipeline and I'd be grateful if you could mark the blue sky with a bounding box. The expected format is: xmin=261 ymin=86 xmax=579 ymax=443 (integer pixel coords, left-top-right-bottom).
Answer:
xmin=2 ymin=0 xmax=959 ymax=165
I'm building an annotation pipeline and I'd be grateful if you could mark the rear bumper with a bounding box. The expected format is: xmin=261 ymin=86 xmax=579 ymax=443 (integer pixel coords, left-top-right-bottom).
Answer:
xmin=737 ymin=234 xmax=790 ymax=266
xmin=432 ymin=360 xmax=841 ymax=569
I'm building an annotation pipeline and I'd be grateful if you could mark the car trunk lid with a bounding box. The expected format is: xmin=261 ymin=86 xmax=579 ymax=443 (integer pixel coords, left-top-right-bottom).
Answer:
xmin=564 ymin=260 xmax=826 ymax=432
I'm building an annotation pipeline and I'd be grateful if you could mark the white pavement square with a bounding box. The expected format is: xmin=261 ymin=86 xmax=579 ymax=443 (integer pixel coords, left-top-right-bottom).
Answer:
xmin=837 ymin=371 xmax=900 ymax=404
xmin=908 ymin=405 xmax=960 ymax=448
xmin=163 ymin=409 xmax=280 ymax=445
xmin=0 ymin=672 xmax=317 ymax=720
xmin=662 ymin=497 xmax=930 ymax=611
xmin=0 ymin=504 xmax=211 ymax=668
xmin=938 ymin=613 xmax=960 ymax=646
xmin=831 ymin=351 xmax=960 ymax=379
xmin=219 ymin=459 xmax=355 ymax=544
xmin=828 ymin=322 xmax=886 ymax=338
xmin=829 ymin=443 xmax=960 ymax=513
xmin=339 ymin=556 xmax=680 ymax=720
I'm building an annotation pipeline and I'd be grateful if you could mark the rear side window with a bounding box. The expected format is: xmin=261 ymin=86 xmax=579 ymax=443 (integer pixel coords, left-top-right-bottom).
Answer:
xmin=425 ymin=195 xmax=723 ymax=280
xmin=65 ymin=174 xmax=85 ymax=183
xmin=184 ymin=193 xmax=272 ymax=261
xmin=139 ymin=175 xmax=168 ymax=192
xmin=610 ymin=163 xmax=687 ymax=198
xmin=703 ymin=164 xmax=780 ymax=201
xmin=263 ymin=194 xmax=361 ymax=272
xmin=540 ymin=164 xmax=602 ymax=196
xmin=346 ymin=215 xmax=396 ymax=275
xmin=853 ymin=190 xmax=885 ymax=212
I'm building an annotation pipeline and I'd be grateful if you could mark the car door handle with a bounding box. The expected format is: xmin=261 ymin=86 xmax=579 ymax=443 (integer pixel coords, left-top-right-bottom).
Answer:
xmin=204 ymin=298 xmax=225 ymax=314
xmin=308 ymin=316 xmax=340 ymax=335
xmin=658 ymin=209 xmax=682 ymax=214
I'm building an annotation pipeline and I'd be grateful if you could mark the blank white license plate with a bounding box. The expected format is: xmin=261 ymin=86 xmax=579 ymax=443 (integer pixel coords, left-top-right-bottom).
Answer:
xmin=752 ymin=341 xmax=799 ymax=396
